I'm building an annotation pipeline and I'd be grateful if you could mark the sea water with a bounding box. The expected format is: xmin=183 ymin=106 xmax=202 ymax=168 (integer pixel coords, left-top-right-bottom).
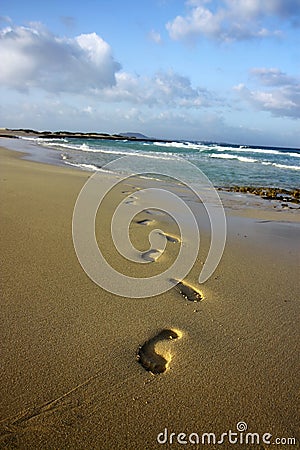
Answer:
xmin=20 ymin=137 xmax=300 ymax=189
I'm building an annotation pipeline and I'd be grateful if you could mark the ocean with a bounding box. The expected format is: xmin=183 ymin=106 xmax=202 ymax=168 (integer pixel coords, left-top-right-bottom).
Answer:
xmin=20 ymin=137 xmax=300 ymax=189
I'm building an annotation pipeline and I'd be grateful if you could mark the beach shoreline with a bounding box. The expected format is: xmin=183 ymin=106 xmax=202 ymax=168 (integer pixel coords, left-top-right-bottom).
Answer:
xmin=0 ymin=144 xmax=299 ymax=449
xmin=1 ymin=135 xmax=300 ymax=216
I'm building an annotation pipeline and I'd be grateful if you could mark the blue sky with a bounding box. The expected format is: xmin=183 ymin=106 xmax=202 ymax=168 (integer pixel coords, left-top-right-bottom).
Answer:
xmin=0 ymin=0 xmax=300 ymax=146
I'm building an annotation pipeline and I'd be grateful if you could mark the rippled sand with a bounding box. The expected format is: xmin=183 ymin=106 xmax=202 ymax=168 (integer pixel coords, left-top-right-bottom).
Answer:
xmin=1 ymin=146 xmax=299 ymax=449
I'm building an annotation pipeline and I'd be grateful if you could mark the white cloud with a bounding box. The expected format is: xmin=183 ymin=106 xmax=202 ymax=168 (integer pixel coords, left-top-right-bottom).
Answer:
xmin=100 ymin=70 xmax=221 ymax=108
xmin=0 ymin=22 xmax=219 ymax=109
xmin=166 ymin=5 xmax=222 ymax=41
xmin=148 ymin=29 xmax=162 ymax=44
xmin=166 ymin=0 xmax=300 ymax=42
xmin=82 ymin=105 xmax=93 ymax=114
xmin=0 ymin=24 xmax=121 ymax=92
xmin=234 ymin=69 xmax=300 ymax=118
xmin=250 ymin=68 xmax=298 ymax=87
xmin=1 ymin=90 xmax=299 ymax=145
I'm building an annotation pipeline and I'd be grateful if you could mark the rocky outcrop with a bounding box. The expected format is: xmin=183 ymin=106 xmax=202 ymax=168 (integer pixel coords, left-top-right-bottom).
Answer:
xmin=220 ymin=186 xmax=300 ymax=204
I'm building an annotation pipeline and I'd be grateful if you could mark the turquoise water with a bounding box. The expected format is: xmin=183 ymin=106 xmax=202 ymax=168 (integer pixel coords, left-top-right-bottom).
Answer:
xmin=22 ymin=137 xmax=300 ymax=189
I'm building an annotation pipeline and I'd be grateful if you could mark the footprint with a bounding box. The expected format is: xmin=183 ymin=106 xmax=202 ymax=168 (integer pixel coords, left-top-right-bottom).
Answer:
xmin=144 ymin=209 xmax=165 ymax=216
xmin=158 ymin=231 xmax=180 ymax=243
xmin=142 ymin=249 xmax=162 ymax=262
xmin=136 ymin=219 xmax=155 ymax=226
xmin=125 ymin=195 xmax=138 ymax=204
xmin=170 ymin=278 xmax=203 ymax=302
xmin=137 ymin=329 xmax=181 ymax=374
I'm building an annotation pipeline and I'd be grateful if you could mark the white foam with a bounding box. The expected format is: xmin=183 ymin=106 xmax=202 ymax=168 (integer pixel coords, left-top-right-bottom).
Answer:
xmin=237 ymin=156 xmax=257 ymax=163
xmin=210 ymin=153 xmax=235 ymax=159
xmin=272 ymin=163 xmax=300 ymax=171
xmin=153 ymin=141 xmax=209 ymax=151
xmin=262 ymin=161 xmax=300 ymax=171
xmin=236 ymin=147 xmax=281 ymax=155
xmin=79 ymin=143 xmax=90 ymax=151
xmin=21 ymin=136 xmax=68 ymax=143
xmin=42 ymin=141 xmax=80 ymax=150
xmin=210 ymin=153 xmax=257 ymax=163
xmin=64 ymin=161 xmax=113 ymax=173
xmin=40 ymin=139 xmax=177 ymax=160
xmin=215 ymin=145 xmax=300 ymax=158
xmin=213 ymin=145 xmax=240 ymax=152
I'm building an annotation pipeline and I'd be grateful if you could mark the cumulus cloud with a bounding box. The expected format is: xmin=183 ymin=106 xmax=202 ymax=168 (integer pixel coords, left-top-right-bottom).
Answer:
xmin=235 ymin=69 xmax=300 ymax=118
xmin=0 ymin=22 xmax=219 ymax=109
xmin=0 ymin=23 xmax=121 ymax=92
xmin=166 ymin=0 xmax=300 ymax=42
xmin=223 ymin=0 xmax=300 ymax=20
xmin=100 ymin=70 xmax=221 ymax=108
xmin=250 ymin=68 xmax=298 ymax=87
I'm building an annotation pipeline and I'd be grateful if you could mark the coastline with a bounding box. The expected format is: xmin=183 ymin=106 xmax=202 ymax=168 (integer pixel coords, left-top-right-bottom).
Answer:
xmin=1 ymin=127 xmax=299 ymax=152
xmin=0 ymin=144 xmax=299 ymax=449
xmin=2 ymin=135 xmax=299 ymax=220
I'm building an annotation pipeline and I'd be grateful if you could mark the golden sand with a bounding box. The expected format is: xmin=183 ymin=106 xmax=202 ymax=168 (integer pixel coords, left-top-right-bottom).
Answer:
xmin=0 ymin=146 xmax=299 ymax=449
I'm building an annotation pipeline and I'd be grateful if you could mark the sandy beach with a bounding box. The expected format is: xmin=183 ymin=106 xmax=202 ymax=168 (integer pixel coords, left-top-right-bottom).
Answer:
xmin=0 ymin=145 xmax=299 ymax=449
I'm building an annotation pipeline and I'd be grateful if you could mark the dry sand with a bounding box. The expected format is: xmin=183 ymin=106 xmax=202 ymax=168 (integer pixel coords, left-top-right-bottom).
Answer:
xmin=0 ymin=146 xmax=299 ymax=449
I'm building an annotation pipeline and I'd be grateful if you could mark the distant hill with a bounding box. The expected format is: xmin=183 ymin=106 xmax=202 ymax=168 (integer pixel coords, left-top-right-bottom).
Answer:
xmin=0 ymin=128 xmax=171 ymax=143
xmin=121 ymin=132 xmax=150 ymax=139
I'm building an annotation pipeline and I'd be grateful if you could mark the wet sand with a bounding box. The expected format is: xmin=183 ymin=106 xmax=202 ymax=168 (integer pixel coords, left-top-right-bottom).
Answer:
xmin=0 ymin=146 xmax=299 ymax=449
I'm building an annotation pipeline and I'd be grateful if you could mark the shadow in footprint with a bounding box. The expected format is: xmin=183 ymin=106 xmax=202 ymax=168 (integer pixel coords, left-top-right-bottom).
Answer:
xmin=136 ymin=219 xmax=155 ymax=226
xmin=137 ymin=329 xmax=181 ymax=374
xmin=158 ymin=231 xmax=180 ymax=243
xmin=141 ymin=249 xmax=162 ymax=262
xmin=170 ymin=278 xmax=203 ymax=302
